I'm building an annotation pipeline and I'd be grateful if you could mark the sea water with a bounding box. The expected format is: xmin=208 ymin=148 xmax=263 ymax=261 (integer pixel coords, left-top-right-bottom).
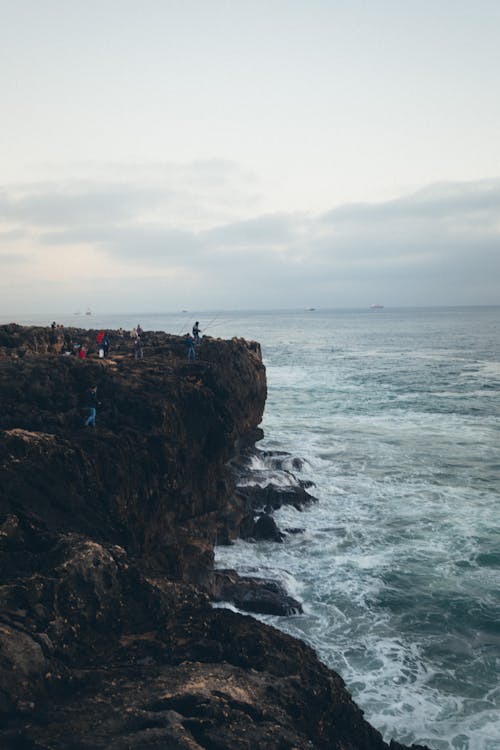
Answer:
xmin=211 ymin=307 xmax=500 ymax=750
xmin=7 ymin=307 xmax=500 ymax=749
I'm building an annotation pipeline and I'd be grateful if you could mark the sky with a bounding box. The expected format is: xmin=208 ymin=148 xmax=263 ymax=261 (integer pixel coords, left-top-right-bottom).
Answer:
xmin=1 ymin=0 xmax=499 ymax=314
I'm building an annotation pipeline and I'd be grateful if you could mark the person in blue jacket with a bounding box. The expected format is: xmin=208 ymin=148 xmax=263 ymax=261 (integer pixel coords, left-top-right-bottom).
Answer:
xmin=186 ymin=334 xmax=196 ymax=361
xmin=84 ymin=386 xmax=98 ymax=427
xmin=102 ymin=335 xmax=110 ymax=357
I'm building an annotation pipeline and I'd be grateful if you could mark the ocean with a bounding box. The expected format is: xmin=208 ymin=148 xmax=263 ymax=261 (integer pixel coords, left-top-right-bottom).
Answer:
xmin=7 ymin=307 xmax=500 ymax=749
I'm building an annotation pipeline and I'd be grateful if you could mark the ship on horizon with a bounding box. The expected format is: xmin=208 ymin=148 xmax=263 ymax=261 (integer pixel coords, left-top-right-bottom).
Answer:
xmin=369 ymin=303 xmax=384 ymax=309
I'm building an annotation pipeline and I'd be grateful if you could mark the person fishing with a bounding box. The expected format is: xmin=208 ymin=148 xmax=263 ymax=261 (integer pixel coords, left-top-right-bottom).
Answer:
xmin=192 ymin=321 xmax=200 ymax=343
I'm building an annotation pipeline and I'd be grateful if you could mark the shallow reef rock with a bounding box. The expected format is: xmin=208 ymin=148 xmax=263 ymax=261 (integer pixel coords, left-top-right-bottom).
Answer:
xmin=0 ymin=324 xmax=430 ymax=749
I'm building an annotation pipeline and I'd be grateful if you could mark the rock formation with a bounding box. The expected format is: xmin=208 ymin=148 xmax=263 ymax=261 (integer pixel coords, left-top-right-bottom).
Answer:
xmin=0 ymin=324 xmax=430 ymax=749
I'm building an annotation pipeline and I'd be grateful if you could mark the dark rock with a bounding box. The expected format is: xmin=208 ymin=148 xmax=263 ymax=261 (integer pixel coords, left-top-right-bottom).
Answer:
xmin=299 ymin=478 xmax=315 ymax=489
xmin=237 ymin=482 xmax=318 ymax=512
xmin=253 ymin=514 xmax=285 ymax=542
xmin=0 ymin=324 xmax=432 ymax=750
xmin=257 ymin=449 xmax=301 ymax=469
xmin=213 ymin=570 xmax=302 ymax=616
xmin=238 ymin=512 xmax=285 ymax=543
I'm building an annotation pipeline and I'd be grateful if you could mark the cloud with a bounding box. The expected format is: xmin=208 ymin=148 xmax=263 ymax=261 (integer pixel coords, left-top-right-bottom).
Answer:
xmin=0 ymin=252 xmax=28 ymax=264
xmin=0 ymin=159 xmax=262 ymax=229
xmin=0 ymin=183 xmax=163 ymax=227
xmin=322 ymin=179 xmax=500 ymax=229
xmin=205 ymin=214 xmax=299 ymax=248
xmin=0 ymin=172 xmax=499 ymax=311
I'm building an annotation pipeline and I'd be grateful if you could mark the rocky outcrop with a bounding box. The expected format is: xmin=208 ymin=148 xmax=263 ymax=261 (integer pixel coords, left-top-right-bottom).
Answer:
xmin=0 ymin=324 xmax=430 ymax=749
xmin=213 ymin=569 xmax=302 ymax=616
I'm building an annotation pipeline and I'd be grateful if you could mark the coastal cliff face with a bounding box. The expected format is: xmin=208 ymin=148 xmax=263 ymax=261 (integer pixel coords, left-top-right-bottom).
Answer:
xmin=0 ymin=325 xmax=265 ymax=583
xmin=0 ymin=325 xmax=429 ymax=750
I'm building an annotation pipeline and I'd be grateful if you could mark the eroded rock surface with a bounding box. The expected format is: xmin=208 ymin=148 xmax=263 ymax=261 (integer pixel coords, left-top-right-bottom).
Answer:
xmin=0 ymin=325 xmax=430 ymax=749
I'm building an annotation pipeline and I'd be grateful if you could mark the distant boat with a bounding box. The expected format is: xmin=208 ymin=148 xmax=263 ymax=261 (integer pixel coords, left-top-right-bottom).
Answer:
xmin=370 ymin=304 xmax=384 ymax=310
xmin=85 ymin=308 xmax=92 ymax=316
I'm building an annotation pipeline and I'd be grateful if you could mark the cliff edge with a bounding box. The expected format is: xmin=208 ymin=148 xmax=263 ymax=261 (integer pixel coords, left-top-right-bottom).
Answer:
xmin=0 ymin=324 xmax=429 ymax=750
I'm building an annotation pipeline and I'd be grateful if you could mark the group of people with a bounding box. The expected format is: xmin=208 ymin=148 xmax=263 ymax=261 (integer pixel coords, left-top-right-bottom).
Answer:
xmin=59 ymin=319 xmax=206 ymax=367
xmin=82 ymin=321 xmax=203 ymax=427
xmin=62 ymin=335 xmax=88 ymax=358
xmin=60 ymin=325 xmax=143 ymax=361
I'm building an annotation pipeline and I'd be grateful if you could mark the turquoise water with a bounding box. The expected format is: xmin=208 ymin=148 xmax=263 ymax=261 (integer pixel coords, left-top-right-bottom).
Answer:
xmin=7 ymin=307 xmax=500 ymax=749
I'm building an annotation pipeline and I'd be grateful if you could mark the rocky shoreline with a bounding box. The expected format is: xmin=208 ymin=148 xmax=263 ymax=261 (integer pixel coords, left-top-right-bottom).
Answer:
xmin=0 ymin=324 xmax=430 ymax=749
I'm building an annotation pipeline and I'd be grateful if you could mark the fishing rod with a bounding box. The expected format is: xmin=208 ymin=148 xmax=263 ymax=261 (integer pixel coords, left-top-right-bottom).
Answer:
xmin=202 ymin=314 xmax=220 ymax=331
xmin=175 ymin=311 xmax=192 ymax=336
xmin=202 ymin=319 xmax=232 ymax=334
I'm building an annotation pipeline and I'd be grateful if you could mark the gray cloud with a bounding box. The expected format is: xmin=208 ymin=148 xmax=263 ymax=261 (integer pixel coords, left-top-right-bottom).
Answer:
xmin=1 ymin=175 xmax=499 ymax=308
xmin=205 ymin=214 xmax=298 ymax=247
xmin=0 ymin=252 xmax=29 ymax=264
xmin=0 ymin=183 xmax=165 ymax=227
xmin=322 ymin=179 xmax=500 ymax=224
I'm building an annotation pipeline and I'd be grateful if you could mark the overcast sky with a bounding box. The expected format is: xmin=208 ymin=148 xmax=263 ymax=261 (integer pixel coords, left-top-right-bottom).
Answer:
xmin=1 ymin=0 xmax=499 ymax=314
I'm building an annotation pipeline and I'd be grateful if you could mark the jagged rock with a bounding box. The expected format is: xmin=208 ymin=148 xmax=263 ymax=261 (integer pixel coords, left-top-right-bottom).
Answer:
xmin=0 ymin=325 xmax=432 ymax=750
xmin=252 ymin=513 xmax=285 ymax=542
xmin=213 ymin=570 xmax=302 ymax=616
xmin=0 ymin=327 xmax=267 ymax=579
xmin=253 ymin=449 xmax=306 ymax=471
xmin=237 ymin=512 xmax=285 ymax=543
xmin=237 ymin=482 xmax=318 ymax=513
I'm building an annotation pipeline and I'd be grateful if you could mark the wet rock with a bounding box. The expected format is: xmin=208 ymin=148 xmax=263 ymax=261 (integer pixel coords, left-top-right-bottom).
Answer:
xmin=238 ymin=512 xmax=285 ymax=543
xmin=213 ymin=570 xmax=302 ymax=616
xmin=237 ymin=482 xmax=318 ymax=512
xmin=252 ymin=514 xmax=285 ymax=542
xmin=256 ymin=449 xmax=305 ymax=472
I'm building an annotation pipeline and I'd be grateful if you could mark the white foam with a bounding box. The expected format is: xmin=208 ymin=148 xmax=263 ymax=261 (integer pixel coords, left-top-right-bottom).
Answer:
xmin=214 ymin=307 xmax=500 ymax=750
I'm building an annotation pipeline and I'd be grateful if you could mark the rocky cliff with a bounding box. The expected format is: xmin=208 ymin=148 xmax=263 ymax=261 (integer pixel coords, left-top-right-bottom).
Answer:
xmin=0 ymin=324 xmax=429 ymax=750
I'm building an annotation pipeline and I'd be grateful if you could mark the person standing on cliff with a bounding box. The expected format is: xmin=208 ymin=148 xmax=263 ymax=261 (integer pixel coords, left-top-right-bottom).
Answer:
xmin=192 ymin=321 xmax=200 ymax=344
xmin=84 ymin=386 xmax=98 ymax=428
xmin=50 ymin=321 xmax=57 ymax=345
xmin=186 ymin=333 xmax=196 ymax=360
xmin=133 ymin=336 xmax=143 ymax=359
xmin=102 ymin=334 xmax=110 ymax=358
